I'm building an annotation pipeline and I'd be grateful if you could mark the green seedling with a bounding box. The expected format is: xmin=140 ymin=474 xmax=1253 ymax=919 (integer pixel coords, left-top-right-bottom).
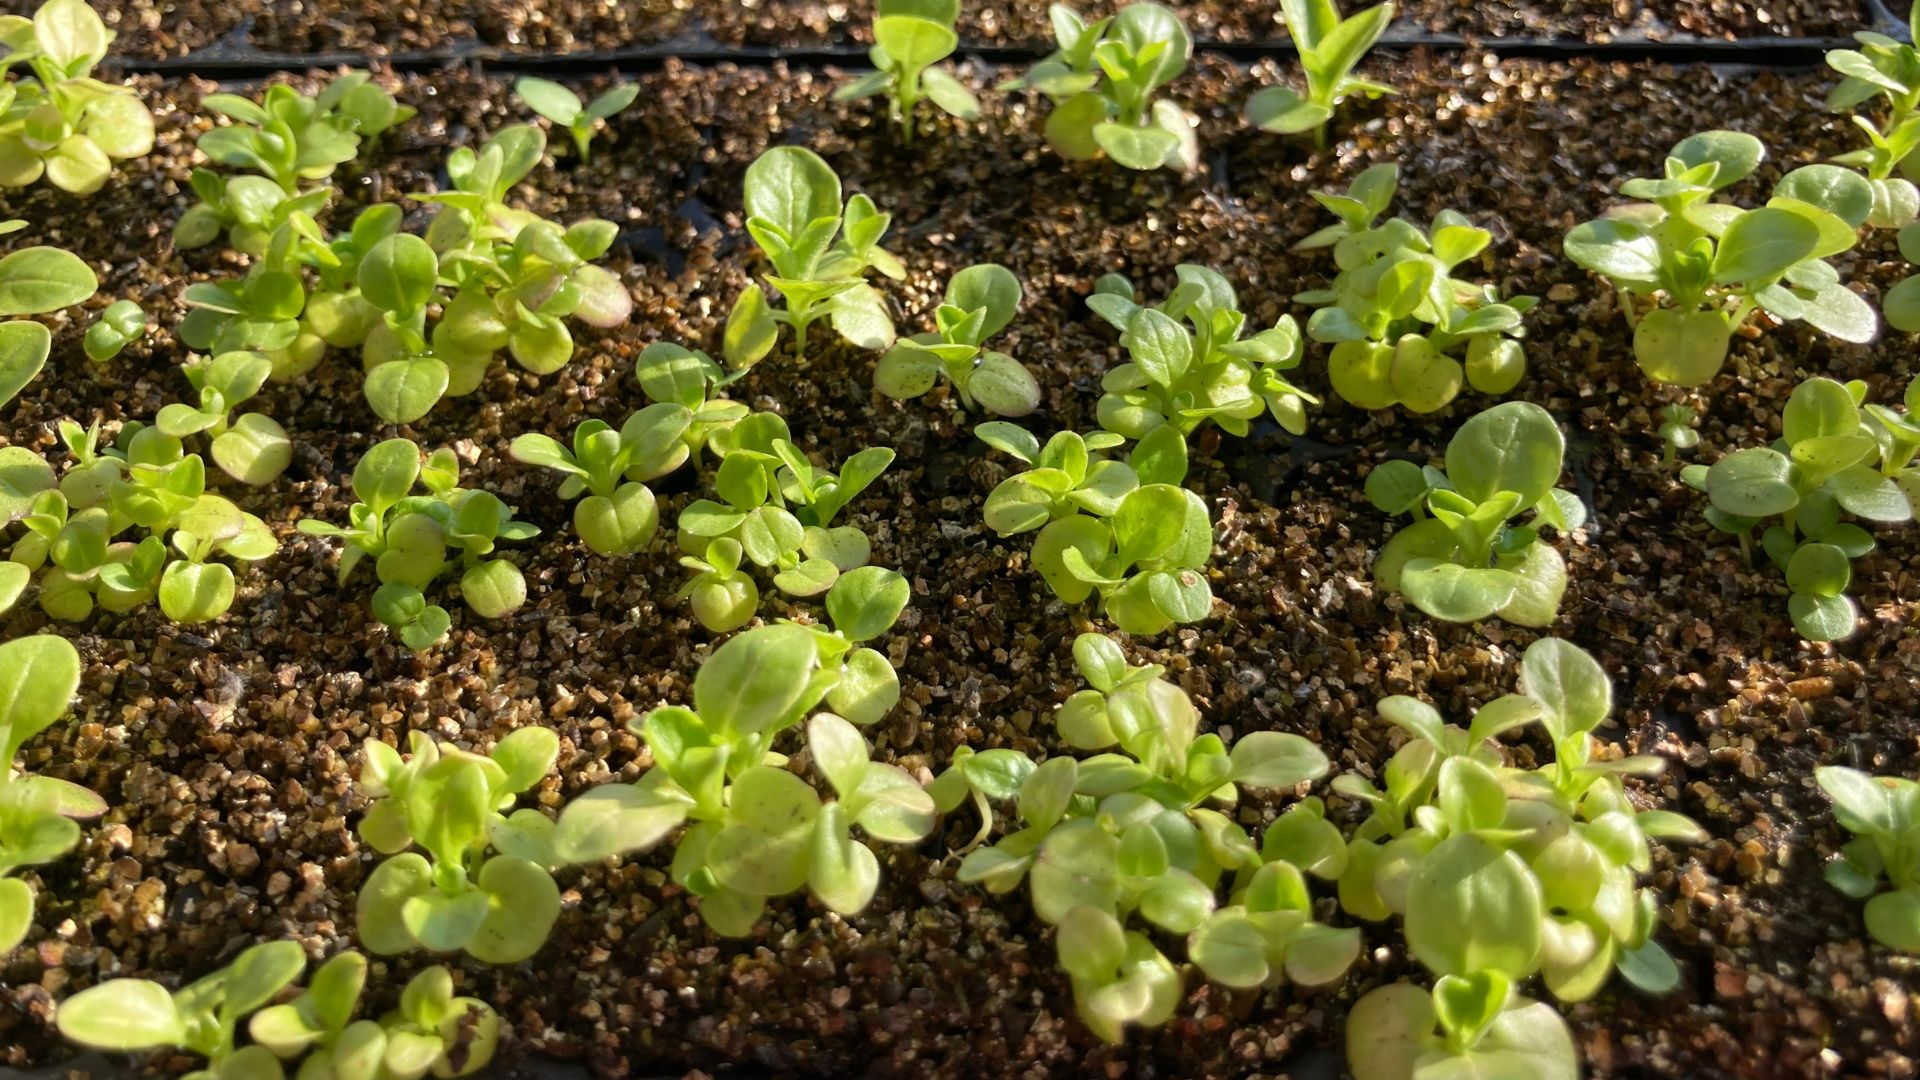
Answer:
xmin=0 ymin=0 xmax=155 ymax=195
xmin=0 ymin=634 xmax=104 ymax=954
xmin=1347 ymin=974 xmax=1579 ymax=1080
xmin=1657 ymin=404 xmax=1699 ymax=465
xmin=632 ymin=341 xmax=753 ymax=470
xmin=513 ymin=76 xmax=638 ymax=163
xmin=783 ymin=564 xmax=911 ymax=726
xmin=1823 ymin=6 xmax=1920 ymax=215
xmin=874 ymin=263 xmax=1040 ymax=417
xmin=834 ymin=0 xmax=981 ymax=144
xmin=1816 ymin=765 xmax=1920 ymax=953
xmin=157 ymin=351 xmax=293 ymax=486
xmin=1001 ymin=2 xmax=1199 ymax=172
xmin=83 ymin=298 xmax=143 ymax=361
xmin=1247 ymin=0 xmax=1395 ymax=148
xmin=510 ymin=413 xmax=681 ymax=556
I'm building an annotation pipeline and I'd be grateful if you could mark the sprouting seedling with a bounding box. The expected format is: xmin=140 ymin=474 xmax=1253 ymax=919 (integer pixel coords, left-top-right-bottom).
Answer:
xmin=1247 ymin=0 xmax=1395 ymax=148
xmin=833 ymin=0 xmax=981 ymax=145
xmin=511 ymin=413 xmax=677 ymax=556
xmin=783 ymin=564 xmax=911 ymax=726
xmin=1815 ymin=765 xmax=1920 ymax=953
xmin=0 ymin=0 xmax=156 ymax=196
xmin=513 ymin=76 xmax=639 ymax=163
xmin=0 ymin=634 xmax=104 ymax=955
xmin=83 ymin=299 xmax=144 ymax=361
xmin=0 ymin=222 xmax=98 ymax=410
xmin=1657 ymin=404 xmax=1699 ymax=465
xmin=1823 ymin=9 xmax=1920 ymax=226
xmin=1347 ymin=974 xmax=1579 ymax=1080
xmin=155 ymin=351 xmax=293 ymax=486
xmin=632 ymin=341 xmax=753 ymax=468
xmin=874 ymin=263 xmax=1040 ymax=417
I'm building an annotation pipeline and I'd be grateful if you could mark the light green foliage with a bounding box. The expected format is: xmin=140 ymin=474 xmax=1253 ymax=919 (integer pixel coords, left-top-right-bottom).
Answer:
xmin=513 ymin=76 xmax=638 ymax=163
xmin=83 ymin=297 xmax=143 ymax=361
xmin=1657 ymin=403 xmax=1699 ymax=465
xmin=0 ymin=0 xmax=155 ymax=195
xmin=782 ymin=565 xmax=911 ymax=726
xmin=1247 ymin=0 xmax=1394 ymax=146
xmin=57 ymin=944 xmax=500 ymax=1080
xmin=0 ymin=634 xmax=103 ymax=954
xmin=1296 ymin=164 xmax=1536 ymax=413
xmin=551 ymin=624 xmax=935 ymax=936
xmin=174 ymin=73 xmax=414 ymax=254
xmin=933 ymin=632 xmax=1347 ymax=1042
xmin=977 ymin=422 xmax=1212 ymax=635
xmin=1882 ymin=221 xmax=1920 ymax=333
xmin=296 ymin=438 xmax=539 ymax=650
xmin=834 ymin=0 xmax=981 ymax=144
xmin=726 ymin=146 xmax=902 ymax=368
xmin=1346 ymin=975 xmax=1579 ymax=1080
xmin=0 ymin=221 xmax=96 ymax=410
xmin=1823 ymin=9 xmax=1920 ymax=227
xmin=1816 ymin=766 xmax=1920 ymax=953
xmin=510 ymin=413 xmax=674 ymax=556
xmin=179 ymin=207 xmax=341 ymax=383
xmin=1087 ymin=264 xmax=1315 ymax=436
xmin=1367 ymin=401 xmax=1584 ymax=627
xmin=157 ymin=351 xmax=292 ymax=486
xmin=356 ymin=728 xmax=562 ymax=963
xmin=874 ymin=263 xmax=1041 ymax=417
xmin=1564 ymin=130 xmax=1878 ymax=386
xmin=3 ymin=421 xmax=278 ymax=624
xmin=1001 ymin=2 xmax=1198 ymax=172
xmin=632 ymin=341 xmax=753 ymax=469
xmin=1681 ymin=376 xmax=1917 ymax=642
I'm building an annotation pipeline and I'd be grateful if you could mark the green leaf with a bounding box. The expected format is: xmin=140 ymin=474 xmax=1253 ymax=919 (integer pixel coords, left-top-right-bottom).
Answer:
xmin=0 ymin=320 xmax=52 ymax=409
xmin=824 ymin=566 xmax=910 ymax=642
xmin=1670 ymin=130 xmax=1765 ymax=189
xmin=708 ymin=766 xmax=822 ymax=896
xmin=1633 ymin=307 xmax=1731 ymax=386
xmin=365 ymin=359 xmax=451 ymax=425
xmin=874 ymin=14 xmax=957 ymax=68
xmin=1405 ymin=833 xmax=1544 ymax=979
xmin=0 ymin=246 xmax=97 ymax=317
xmin=358 ymin=234 xmax=438 ymax=313
xmin=1789 ymin=591 xmax=1858 ymax=642
xmin=55 ymin=979 xmax=186 ymax=1050
xmin=693 ymin=623 xmax=822 ymax=741
xmin=1228 ymin=731 xmax=1329 ymax=789
xmin=1711 ymin=208 xmax=1820 ymax=285
xmin=1092 ymin=122 xmax=1178 ymax=170
xmin=1246 ymin=85 xmax=1333 ymax=135
xmin=1563 ymin=218 xmax=1662 ymax=285
xmin=744 ymin=146 xmax=843 ymax=240
xmin=1704 ymin=448 xmax=1798 ymax=518
xmin=514 ymin=76 xmax=583 ymax=125
xmin=1445 ymin=401 xmax=1563 ymax=508
xmin=1518 ymin=638 xmax=1612 ymax=740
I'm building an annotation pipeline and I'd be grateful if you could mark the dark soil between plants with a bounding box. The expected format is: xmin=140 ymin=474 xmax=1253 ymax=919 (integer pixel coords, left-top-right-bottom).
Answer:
xmin=0 ymin=48 xmax=1917 ymax=1080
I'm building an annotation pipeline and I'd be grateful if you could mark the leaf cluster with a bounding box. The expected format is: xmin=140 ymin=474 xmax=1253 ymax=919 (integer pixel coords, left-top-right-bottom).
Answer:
xmin=874 ymin=262 xmax=1041 ymax=417
xmin=513 ymin=76 xmax=638 ymax=164
xmin=0 ymin=0 xmax=155 ymax=195
xmin=0 ymin=221 xmax=96 ymax=411
xmin=1001 ymin=3 xmax=1198 ymax=172
xmin=833 ymin=0 xmax=981 ymax=145
xmin=0 ymin=635 xmax=103 ymax=954
xmin=1823 ymin=11 xmax=1920 ymax=227
xmin=1246 ymin=0 xmax=1394 ymax=144
xmin=1816 ymin=765 xmax=1920 ymax=953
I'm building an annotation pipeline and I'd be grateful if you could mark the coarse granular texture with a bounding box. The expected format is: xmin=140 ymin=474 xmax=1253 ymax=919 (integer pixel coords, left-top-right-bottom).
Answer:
xmin=0 ymin=49 xmax=1916 ymax=1080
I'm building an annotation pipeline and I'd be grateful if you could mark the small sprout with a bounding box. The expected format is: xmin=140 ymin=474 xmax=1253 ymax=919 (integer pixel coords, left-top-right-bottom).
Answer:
xmin=0 ymin=634 xmax=103 ymax=954
xmin=727 ymin=146 xmax=902 ymax=368
xmin=1296 ymin=164 xmax=1535 ymax=413
xmin=156 ymin=351 xmax=293 ymax=485
xmin=834 ymin=0 xmax=981 ymax=144
xmin=1347 ymin=976 xmax=1579 ymax=1080
xmin=1368 ymin=401 xmax=1584 ymax=627
xmin=1657 ymin=404 xmax=1698 ymax=465
xmin=83 ymin=298 xmax=144 ymax=361
xmin=0 ymin=0 xmax=156 ymax=196
xmin=0 ymin=225 xmax=98 ymax=410
xmin=875 ymin=263 xmax=1040 ymax=417
xmin=1816 ymin=766 xmax=1920 ymax=953
xmin=1001 ymin=2 xmax=1198 ymax=172
xmin=513 ymin=76 xmax=638 ymax=164
xmin=783 ymin=564 xmax=911 ymax=725
xmin=1087 ymin=264 xmax=1315 ymax=436
xmin=1680 ymin=375 xmax=1916 ymax=642
xmin=356 ymin=728 xmax=562 ymax=963
xmin=1564 ymin=130 xmax=1878 ymax=386
xmin=633 ymin=341 xmax=752 ymax=466
xmin=1247 ymin=0 xmax=1395 ymax=147
xmin=511 ymin=415 xmax=671 ymax=556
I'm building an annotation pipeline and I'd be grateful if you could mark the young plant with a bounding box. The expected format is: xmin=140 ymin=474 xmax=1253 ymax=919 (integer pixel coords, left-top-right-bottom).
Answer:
xmin=874 ymin=263 xmax=1040 ymax=417
xmin=0 ymin=634 xmax=103 ymax=954
xmin=1366 ymin=401 xmax=1585 ymax=627
xmin=513 ymin=76 xmax=638 ymax=163
xmin=784 ymin=564 xmax=911 ymax=726
xmin=725 ymin=146 xmax=902 ymax=368
xmin=1564 ymin=130 xmax=1878 ymax=386
xmin=1246 ymin=0 xmax=1395 ymax=147
xmin=0 ymin=222 xmax=97 ymax=410
xmin=833 ymin=0 xmax=981 ymax=144
xmin=1680 ymin=376 xmax=1916 ymax=642
xmin=1657 ymin=403 xmax=1699 ymax=465
xmin=1346 ymin=974 xmax=1579 ymax=1080
xmin=1000 ymin=2 xmax=1199 ymax=173
xmin=1824 ymin=8 xmax=1920 ymax=202
xmin=1295 ymin=163 xmax=1536 ymax=413
xmin=552 ymin=624 xmax=935 ymax=936
xmin=510 ymin=413 xmax=677 ymax=556
xmin=156 ymin=351 xmax=293 ymax=485
xmin=178 ymin=212 xmax=336 ymax=381
xmin=934 ymin=633 xmax=1348 ymax=1042
xmin=356 ymin=727 xmax=561 ymax=963
xmin=83 ymin=298 xmax=144 ymax=361
xmin=0 ymin=0 xmax=155 ymax=195
xmin=1816 ymin=765 xmax=1920 ymax=953
xmin=296 ymin=439 xmax=539 ymax=650
xmin=1087 ymin=264 xmax=1315 ymax=436
xmin=633 ymin=341 xmax=753 ymax=466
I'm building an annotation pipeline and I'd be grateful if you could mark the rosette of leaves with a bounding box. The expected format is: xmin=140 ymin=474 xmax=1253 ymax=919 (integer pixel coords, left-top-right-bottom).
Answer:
xmin=782 ymin=565 xmax=911 ymax=726
xmin=1346 ymin=972 xmax=1580 ymax=1080
xmin=1367 ymin=401 xmax=1585 ymax=627
xmin=0 ymin=0 xmax=155 ymax=195
xmin=833 ymin=0 xmax=981 ymax=144
xmin=1563 ymin=130 xmax=1879 ymax=386
xmin=937 ymin=633 xmax=1343 ymax=1041
xmin=355 ymin=727 xmax=562 ymax=964
xmin=552 ymin=624 xmax=936 ymax=936
xmin=632 ymin=341 xmax=753 ymax=471
xmin=1086 ymin=264 xmax=1315 ymax=436
xmin=175 ymin=73 xmax=413 ymax=253
xmin=83 ymin=298 xmax=143 ymax=361
xmin=0 ymin=220 xmax=96 ymax=411
xmin=1294 ymin=163 xmax=1536 ymax=412
xmin=179 ymin=214 xmax=337 ymax=382
xmin=0 ymin=634 xmax=104 ymax=954
xmin=1824 ymin=9 xmax=1920 ymax=194
xmin=296 ymin=439 xmax=539 ymax=650
xmin=512 ymin=76 xmax=638 ymax=164
xmin=510 ymin=413 xmax=681 ymax=556
xmin=873 ymin=263 xmax=1040 ymax=417
xmin=156 ymin=351 xmax=293 ymax=486
xmin=1680 ymin=376 xmax=1915 ymax=642
xmin=1246 ymin=0 xmax=1394 ymax=147
xmin=1000 ymin=2 xmax=1199 ymax=173
xmin=1815 ymin=765 xmax=1920 ymax=952
xmin=724 ymin=146 xmax=902 ymax=368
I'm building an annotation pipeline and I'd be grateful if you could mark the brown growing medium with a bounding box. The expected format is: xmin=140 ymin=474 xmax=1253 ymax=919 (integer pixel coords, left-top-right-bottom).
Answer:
xmin=0 ymin=0 xmax=1879 ymax=59
xmin=0 ymin=47 xmax=1916 ymax=1080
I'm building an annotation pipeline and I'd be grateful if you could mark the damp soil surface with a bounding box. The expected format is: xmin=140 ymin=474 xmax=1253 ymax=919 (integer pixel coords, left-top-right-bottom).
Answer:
xmin=0 ymin=48 xmax=1918 ymax=1080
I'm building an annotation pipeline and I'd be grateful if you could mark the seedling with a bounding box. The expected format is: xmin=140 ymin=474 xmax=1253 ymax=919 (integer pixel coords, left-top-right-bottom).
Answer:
xmin=1564 ymin=130 xmax=1878 ymax=386
xmin=874 ymin=263 xmax=1041 ymax=417
xmin=0 ymin=0 xmax=155 ymax=195
xmin=511 ymin=413 xmax=678 ymax=555
xmin=1823 ymin=8 xmax=1920 ymax=211
xmin=834 ymin=0 xmax=981 ymax=144
xmin=83 ymin=298 xmax=144 ymax=361
xmin=0 ymin=634 xmax=103 ymax=954
xmin=297 ymin=439 xmax=540 ymax=650
xmin=1088 ymin=264 xmax=1316 ymax=436
xmin=1681 ymin=376 xmax=1916 ymax=642
xmin=633 ymin=341 xmax=753 ymax=467
xmin=1367 ymin=401 xmax=1585 ymax=626
xmin=1001 ymin=2 xmax=1199 ymax=172
xmin=552 ymin=624 xmax=935 ymax=936
xmin=178 ymin=213 xmax=336 ymax=381
xmin=1347 ymin=975 xmax=1578 ymax=1080
xmin=1247 ymin=0 xmax=1395 ymax=148
xmin=783 ymin=564 xmax=911 ymax=725
xmin=1816 ymin=766 xmax=1920 ymax=953
xmin=513 ymin=76 xmax=639 ymax=163
xmin=156 ymin=351 xmax=293 ymax=486
xmin=1295 ymin=164 xmax=1536 ymax=413
xmin=726 ymin=146 xmax=902 ymax=367
xmin=0 ymin=222 xmax=97 ymax=410
xmin=1657 ymin=404 xmax=1699 ymax=465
